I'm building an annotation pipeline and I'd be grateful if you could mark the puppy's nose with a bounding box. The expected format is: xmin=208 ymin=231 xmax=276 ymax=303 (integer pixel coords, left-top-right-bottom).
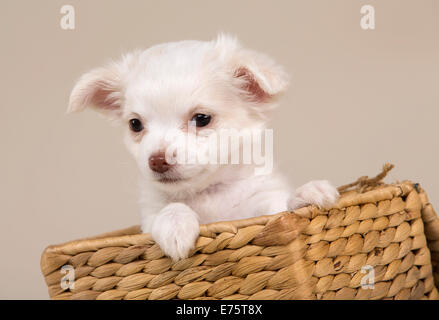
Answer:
xmin=148 ymin=152 xmax=171 ymax=173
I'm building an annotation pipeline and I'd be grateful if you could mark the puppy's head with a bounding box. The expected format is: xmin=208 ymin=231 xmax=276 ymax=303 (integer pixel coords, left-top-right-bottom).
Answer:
xmin=68 ymin=34 xmax=288 ymax=194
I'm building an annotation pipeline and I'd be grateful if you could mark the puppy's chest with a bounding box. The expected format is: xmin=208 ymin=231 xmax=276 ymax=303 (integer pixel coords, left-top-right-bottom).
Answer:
xmin=186 ymin=185 xmax=255 ymax=224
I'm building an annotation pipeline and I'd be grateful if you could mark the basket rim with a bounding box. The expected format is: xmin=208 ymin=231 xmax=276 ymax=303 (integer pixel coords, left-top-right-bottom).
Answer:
xmin=42 ymin=180 xmax=417 ymax=257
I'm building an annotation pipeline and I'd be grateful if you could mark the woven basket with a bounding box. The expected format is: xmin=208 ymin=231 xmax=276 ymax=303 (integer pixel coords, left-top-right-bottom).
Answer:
xmin=41 ymin=165 xmax=439 ymax=300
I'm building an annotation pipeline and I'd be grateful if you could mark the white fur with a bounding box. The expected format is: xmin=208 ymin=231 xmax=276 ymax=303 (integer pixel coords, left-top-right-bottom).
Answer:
xmin=69 ymin=34 xmax=339 ymax=261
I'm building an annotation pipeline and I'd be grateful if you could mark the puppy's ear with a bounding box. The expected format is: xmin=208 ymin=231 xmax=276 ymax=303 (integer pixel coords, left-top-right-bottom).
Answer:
xmin=232 ymin=49 xmax=289 ymax=104
xmin=216 ymin=34 xmax=289 ymax=105
xmin=68 ymin=63 xmax=125 ymax=120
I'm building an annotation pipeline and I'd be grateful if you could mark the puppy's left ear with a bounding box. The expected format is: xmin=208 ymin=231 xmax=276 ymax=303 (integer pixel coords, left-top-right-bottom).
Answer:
xmin=231 ymin=49 xmax=289 ymax=105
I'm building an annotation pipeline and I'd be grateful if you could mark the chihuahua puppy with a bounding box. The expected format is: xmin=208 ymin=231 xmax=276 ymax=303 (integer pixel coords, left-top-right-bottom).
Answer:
xmin=68 ymin=34 xmax=339 ymax=261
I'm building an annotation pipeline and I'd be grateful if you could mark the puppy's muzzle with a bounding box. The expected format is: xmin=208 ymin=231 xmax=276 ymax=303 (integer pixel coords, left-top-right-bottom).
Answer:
xmin=149 ymin=152 xmax=171 ymax=173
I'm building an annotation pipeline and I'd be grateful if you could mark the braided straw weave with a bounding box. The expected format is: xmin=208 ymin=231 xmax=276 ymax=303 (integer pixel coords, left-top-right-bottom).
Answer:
xmin=41 ymin=165 xmax=439 ymax=300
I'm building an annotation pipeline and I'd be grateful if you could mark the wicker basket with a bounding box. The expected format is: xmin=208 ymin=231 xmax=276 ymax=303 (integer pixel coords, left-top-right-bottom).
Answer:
xmin=41 ymin=165 xmax=439 ymax=300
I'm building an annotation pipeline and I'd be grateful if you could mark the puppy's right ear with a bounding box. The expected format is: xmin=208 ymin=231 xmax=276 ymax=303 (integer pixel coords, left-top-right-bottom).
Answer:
xmin=68 ymin=63 xmax=124 ymax=120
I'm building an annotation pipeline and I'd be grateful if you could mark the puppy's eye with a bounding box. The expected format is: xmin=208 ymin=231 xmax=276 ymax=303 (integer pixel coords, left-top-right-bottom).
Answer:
xmin=191 ymin=113 xmax=211 ymax=127
xmin=129 ymin=118 xmax=144 ymax=132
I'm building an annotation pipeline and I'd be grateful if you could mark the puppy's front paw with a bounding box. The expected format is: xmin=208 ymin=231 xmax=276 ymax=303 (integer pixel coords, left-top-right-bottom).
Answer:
xmin=151 ymin=203 xmax=199 ymax=261
xmin=288 ymin=180 xmax=339 ymax=210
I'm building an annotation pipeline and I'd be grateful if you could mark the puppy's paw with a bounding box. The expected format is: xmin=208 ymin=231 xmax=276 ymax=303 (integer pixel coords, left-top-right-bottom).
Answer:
xmin=288 ymin=180 xmax=339 ymax=211
xmin=151 ymin=203 xmax=199 ymax=261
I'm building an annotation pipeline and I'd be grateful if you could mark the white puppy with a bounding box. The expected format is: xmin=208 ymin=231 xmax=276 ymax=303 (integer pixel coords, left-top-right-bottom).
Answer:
xmin=68 ymin=34 xmax=339 ymax=261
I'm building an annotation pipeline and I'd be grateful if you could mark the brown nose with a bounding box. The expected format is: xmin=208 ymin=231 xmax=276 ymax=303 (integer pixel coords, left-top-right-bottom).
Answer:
xmin=148 ymin=152 xmax=170 ymax=173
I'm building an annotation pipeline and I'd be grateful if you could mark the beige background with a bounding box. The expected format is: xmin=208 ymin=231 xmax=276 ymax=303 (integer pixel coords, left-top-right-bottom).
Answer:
xmin=0 ymin=0 xmax=438 ymax=299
